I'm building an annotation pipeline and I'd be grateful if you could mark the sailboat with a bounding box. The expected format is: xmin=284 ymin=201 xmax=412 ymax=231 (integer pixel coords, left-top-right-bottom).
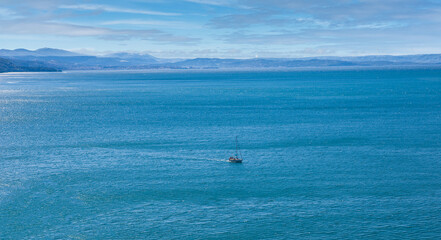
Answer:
xmin=228 ymin=136 xmax=243 ymax=163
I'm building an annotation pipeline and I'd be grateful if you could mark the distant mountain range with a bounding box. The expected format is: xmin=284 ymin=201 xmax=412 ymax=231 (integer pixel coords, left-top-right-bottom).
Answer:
xmin=1 ymin=48 xmax=441 ymax=73
xmin=0 ymin=48 xmax=159 ymax=71
xmin=0 ymin=48 xmax=82 ymax=57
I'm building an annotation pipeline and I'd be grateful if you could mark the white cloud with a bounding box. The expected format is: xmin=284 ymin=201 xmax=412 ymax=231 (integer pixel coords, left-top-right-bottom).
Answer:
xmin=0 ymin=8 xmax=20 ymax=19
xmin=59 ymin=4 xmax=180 ymax=16
xmin=0 ymin=20 xmax=198 ymax=43
xmin=184 ymin=0 xmax=232 ymax=6
xmin=100 ymin=19 xmax=202 ymax=29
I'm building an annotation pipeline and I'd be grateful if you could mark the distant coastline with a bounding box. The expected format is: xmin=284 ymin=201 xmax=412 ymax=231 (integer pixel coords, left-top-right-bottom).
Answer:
xmin=3 ymin=64 xmax=441 ymax=74
xmin=55 ymin=64 xmax=441 ymax=74
xmin=1 ymin=48 xmax=441 ymax=73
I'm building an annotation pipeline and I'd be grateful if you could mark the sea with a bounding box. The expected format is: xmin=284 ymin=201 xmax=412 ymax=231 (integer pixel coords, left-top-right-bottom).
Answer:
xmin=1 ymin=68 xmax=441 ymax=239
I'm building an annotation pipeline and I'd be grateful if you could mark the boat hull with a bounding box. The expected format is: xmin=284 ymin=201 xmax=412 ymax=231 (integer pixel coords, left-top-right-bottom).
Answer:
xmin=228 ymin=159 xmax=243 ymax=163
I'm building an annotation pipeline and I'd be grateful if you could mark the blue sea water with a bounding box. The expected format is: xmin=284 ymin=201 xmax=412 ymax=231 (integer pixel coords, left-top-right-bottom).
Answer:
xmin=1 ymin=69 xmax=441 ymax=239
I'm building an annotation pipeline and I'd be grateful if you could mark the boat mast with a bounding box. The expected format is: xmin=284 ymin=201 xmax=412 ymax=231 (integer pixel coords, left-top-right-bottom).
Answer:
xmin=235 ymin=136 xmax=238 ymax=157
xmin=235 ymin=136 xmax=242 ymax=159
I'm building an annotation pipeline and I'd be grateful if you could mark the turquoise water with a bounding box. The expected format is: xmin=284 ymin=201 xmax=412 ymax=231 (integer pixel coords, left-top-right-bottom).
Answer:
xmin=1 ymin=69 xmax=441 ymax=239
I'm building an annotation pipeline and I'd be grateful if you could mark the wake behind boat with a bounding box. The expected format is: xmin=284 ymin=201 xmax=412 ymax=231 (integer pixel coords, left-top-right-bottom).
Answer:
xmin=229 ymin=136 xmax=243 ymax=163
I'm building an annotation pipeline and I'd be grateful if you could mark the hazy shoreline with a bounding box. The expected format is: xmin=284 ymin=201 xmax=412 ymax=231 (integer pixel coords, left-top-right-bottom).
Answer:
xmin=2 ymin=64 xmax=441 ymax=75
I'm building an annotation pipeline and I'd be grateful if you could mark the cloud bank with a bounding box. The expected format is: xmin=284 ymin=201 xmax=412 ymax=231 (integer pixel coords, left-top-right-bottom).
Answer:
xmin=1 ymin=0 xmax=441 ymax=57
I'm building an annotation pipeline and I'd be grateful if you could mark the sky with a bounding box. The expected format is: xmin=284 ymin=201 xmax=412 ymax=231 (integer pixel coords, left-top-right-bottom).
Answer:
xmin=1 ymin=0 xmax=441 ymax=58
